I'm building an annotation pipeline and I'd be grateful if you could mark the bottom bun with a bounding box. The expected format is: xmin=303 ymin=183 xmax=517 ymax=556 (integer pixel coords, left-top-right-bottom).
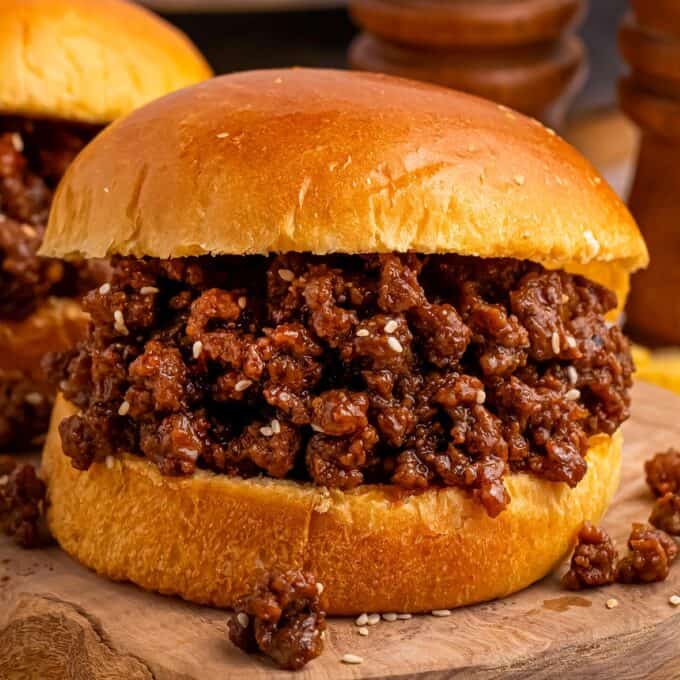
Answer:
xmin=0 ymin=297 xmax=89 ymax=374
xmin=43 ymin=396 xmax=622 ymax=615
xmin=0 ymin=299 xmax=89 ymax=449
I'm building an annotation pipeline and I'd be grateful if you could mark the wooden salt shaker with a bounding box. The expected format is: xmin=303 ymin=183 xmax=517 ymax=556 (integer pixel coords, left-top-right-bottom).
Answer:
xmin=621 ymin=1 xmax=680 ymax=346
xmin=348 ymin=0 xmax=588 ymax=128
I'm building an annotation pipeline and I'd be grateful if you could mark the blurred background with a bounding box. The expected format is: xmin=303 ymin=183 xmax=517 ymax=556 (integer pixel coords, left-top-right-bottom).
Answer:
xmin=139 ymin=0 xmax=634 ymax=193
xmin=142 ymin=1 xmax=626 ymax=115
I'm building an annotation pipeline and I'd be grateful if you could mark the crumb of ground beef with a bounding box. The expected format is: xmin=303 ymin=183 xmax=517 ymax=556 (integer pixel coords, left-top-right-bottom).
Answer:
xmin=561 ymin=521 xmax=618 ymax=590
xmin=650 ymin=493 xmax=680 ymax=536
xmin=616 ymin=523 xmax=679 ymax=584
xmin=0 ymin=456 xmax=47 ymax=548
xmin=51 ymin=254 xmax=634 ymax=516
xmin=0 ymin=372 xmax=54 ymax=451
xmin=645 ymin=449 xmax=680 ymax=497
xmin=228 ymin=570 xmax=326 ymax=670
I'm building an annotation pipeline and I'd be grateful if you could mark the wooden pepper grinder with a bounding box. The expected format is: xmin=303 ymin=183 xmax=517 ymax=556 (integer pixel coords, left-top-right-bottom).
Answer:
xmin=348 ymin=0 xmax=588 ymax=128
xmin=620 ymin=1 xmax=680 ymax=347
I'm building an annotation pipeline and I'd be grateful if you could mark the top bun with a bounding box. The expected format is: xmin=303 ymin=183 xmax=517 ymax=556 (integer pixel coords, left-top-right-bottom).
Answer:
xmin=0 ymin=0 xmax=212 ymax=124
xmin=42 ymin=69 xmax=647 ymax=282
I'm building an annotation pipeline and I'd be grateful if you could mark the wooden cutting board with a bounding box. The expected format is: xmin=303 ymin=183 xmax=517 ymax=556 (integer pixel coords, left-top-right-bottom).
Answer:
xmin=1 ymin=380 xmax=679 ymax=679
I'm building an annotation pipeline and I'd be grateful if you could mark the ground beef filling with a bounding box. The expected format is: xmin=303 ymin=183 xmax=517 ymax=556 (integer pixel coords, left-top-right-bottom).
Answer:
xmin=645 ymin=448 xmax=680 ymax=547
xmin=0 ymin=116 xmax=101 ymax=321
xmin=0 ymin=117 xmax=102 ymax=450
xmin=228 ymin=570 xmax=326 ymax=670
xmin=645 ymin=449 xmax=680 ymax=497
xmin=616 ymin=523 xmax=678 ymax=584
xmin=650 ymin=493 xmax=680 ymax=536
xmin=562 ymin=520 xmax=679 ymax=589
xmin=561 ymin=522 xmax=618 ymax=590
xmin=52 ymin=254 xmax=633 ymax=516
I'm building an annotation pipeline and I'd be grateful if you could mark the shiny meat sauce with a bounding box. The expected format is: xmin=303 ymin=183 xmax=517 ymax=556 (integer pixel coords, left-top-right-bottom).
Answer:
xmin=51 ymin=253 xmax=633 ymax=516
xmin=0 ymin=116 xmax=101 ymax=321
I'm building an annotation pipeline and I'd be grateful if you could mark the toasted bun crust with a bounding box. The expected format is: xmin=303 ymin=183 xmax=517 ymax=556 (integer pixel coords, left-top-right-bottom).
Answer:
xmin=0 ymin=298 xmax=88 ymax=374
xmin=42 ymin=69 xmax=647 ymax=284
xmin=0 ymin=0 xmax=212 ymax=124
xmin=43 ymin=395 xmax=622 ymax=615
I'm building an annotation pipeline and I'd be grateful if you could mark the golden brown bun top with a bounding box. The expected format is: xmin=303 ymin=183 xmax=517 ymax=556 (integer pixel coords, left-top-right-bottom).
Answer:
xmin=0 ymin=0 xmax=212 ymax=124
xmin=43 ymin=68 xmax=647 ymax=277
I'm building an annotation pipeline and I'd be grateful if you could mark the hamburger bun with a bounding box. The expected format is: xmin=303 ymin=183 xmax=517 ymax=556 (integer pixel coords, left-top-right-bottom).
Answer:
xmin=0 ymin=0 xmax=212 ymax=124
xmin=0 ymin=298 xmax=89 ymax=449
xmin=41 ymin=70 xmax=646 ymax=284
xmin=40 ymin=69 xmax=647 ymax=613
xmin=44 ymin=395 xmax=622 ymax=614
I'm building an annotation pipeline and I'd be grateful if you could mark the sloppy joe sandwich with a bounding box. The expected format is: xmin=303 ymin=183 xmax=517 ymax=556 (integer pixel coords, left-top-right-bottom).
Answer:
xmin=40 ymin=69 xmax=648 ymax=614
xmin=0 ymin=0 xmax=211 ymax=450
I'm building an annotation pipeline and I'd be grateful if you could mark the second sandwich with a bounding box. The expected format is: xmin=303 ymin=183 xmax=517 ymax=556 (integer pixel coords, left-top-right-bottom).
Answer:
xmin=0 ymin=0 xmax=211 ymax=450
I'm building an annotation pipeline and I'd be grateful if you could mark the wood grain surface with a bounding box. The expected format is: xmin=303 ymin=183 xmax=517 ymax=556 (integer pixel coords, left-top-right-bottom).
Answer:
xmin=1 ymin=380 xmax=679 ymax=679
